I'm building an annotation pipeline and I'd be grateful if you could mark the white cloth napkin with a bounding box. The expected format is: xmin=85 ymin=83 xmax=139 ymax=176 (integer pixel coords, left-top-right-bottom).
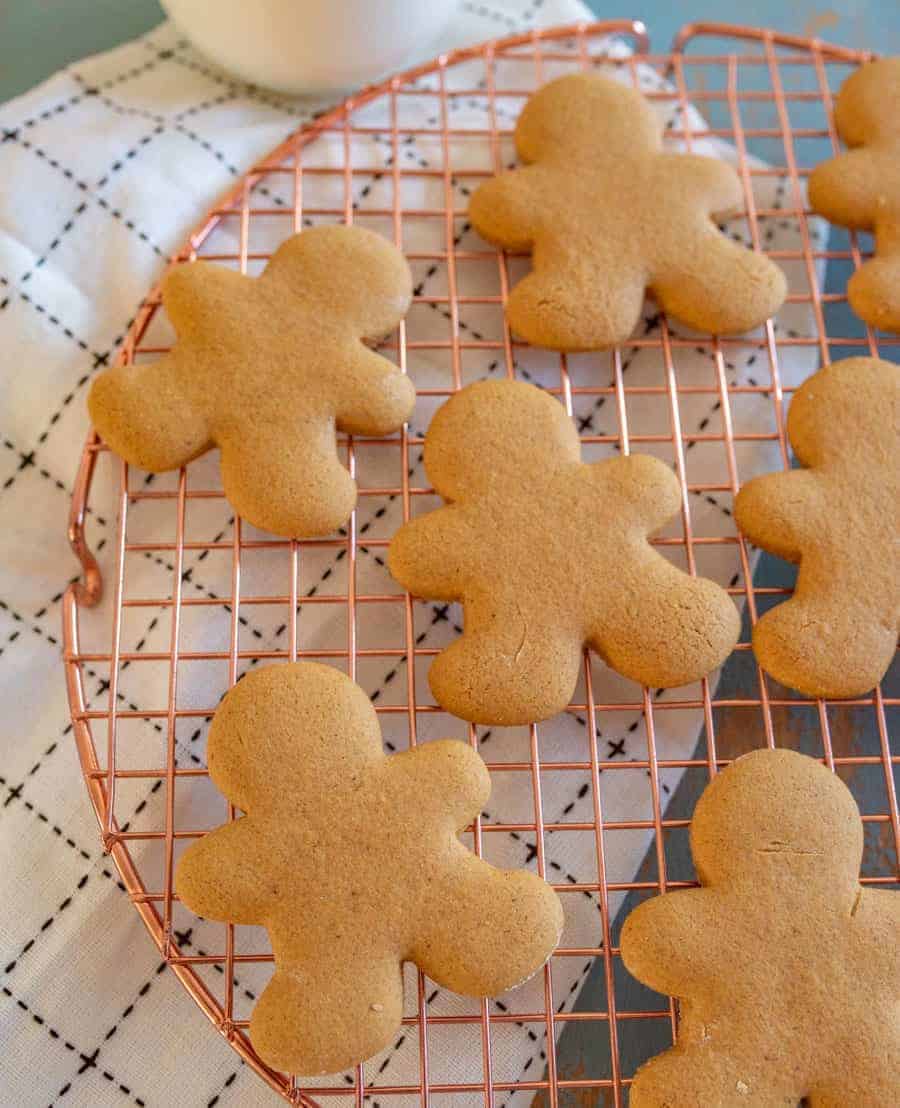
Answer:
xmin=0 ymin=3 xmax=826 ymax=1105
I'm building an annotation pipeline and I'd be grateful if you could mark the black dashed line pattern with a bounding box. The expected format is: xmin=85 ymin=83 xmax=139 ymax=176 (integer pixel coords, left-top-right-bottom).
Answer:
xmin=1 ymin=986 xmax=147 ymax=1106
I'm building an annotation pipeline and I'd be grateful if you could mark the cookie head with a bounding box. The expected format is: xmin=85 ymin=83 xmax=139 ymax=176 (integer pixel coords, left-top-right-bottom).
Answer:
xmin=785 ymin=357 xmax=897 ymax=468
xmin=690 ymin=749 xmax=863 ymax=887
xmin=834 ymin=57 xmax=900 ymax=146
xmin=264 ymin=224 xmax=412 ymax=339
xmin=206 ymin=663 xmax=382 ymax=814
xmin=423 ymin=379 xmax=580 ymax=501
xmin=515 ymin=72 xmax=660 ymax=165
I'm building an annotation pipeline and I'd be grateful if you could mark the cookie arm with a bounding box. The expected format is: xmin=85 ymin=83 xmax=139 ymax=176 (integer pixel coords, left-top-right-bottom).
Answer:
xmin=88 ymin=351 xmax=212 ymax=472
xmin=384 ymin=739 xmax=491 ymax=830
xmin=468 ymin=167 xmax=543 ymax=249
xmin=588 ymin=454 xmax=682 ymax=531
xmin=733 ymin=469 xmax=823 ymax=562
xmin=810 ymin=150 xmax=900 ymax=329
xmin=174 ymin=817 xmax=271 ymax=925
xmin=854 ymin=887 xmax=900 ymax=979
xmin=620 ymin=888 xmax=719 ymax=997
xmin=387 ymin=505 xmax=472 ymax=600
xmin=410 ymin=848 xmax=563 ymax=996
xmin=162 ymin=263 xmax=251 ymax=341
xmin=808 ymin=149 xmax=883 ymax=230
xmin=659 ymin=153 xmax=744 ymax=219
xmin=333 ymin=344 xmax=416 ymax=436
xmin=648 ymin=157 xmax=785 ymax=333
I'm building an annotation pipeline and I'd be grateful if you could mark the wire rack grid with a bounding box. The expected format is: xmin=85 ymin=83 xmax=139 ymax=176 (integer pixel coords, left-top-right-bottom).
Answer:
xmin=63 ymin=20 xmax=898 ymax=1108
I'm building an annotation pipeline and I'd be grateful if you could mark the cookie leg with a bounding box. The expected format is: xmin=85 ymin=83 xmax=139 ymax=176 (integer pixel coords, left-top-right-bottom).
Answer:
xmin=753 ymin=593 xmax=896 ymax=698
xmin=428 ymin=619 xmax=582 ymax=725
xmin=505 ymin=250 xmax=646 ymax=351
xmin=595 ymin=557 xmax=740 ymax=688
xmin=410 ymin=851 xmax=563 ymax=997
xmin=218 ymin=416 xmax=356 ymax=538
xmin=653 ymin=228 xmax=786 ymax=335
xmin=250 ymin=955 xmax=403 ymax=1075
xmin=847 ymin=255 xmax=900 ymax=333
xmin=630 ymin=1043 xmax=799 ymax=1108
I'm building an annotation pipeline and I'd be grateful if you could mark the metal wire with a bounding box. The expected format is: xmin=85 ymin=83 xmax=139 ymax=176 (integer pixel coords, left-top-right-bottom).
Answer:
xmin=62 ymin=20 xmax=897 ymax=1106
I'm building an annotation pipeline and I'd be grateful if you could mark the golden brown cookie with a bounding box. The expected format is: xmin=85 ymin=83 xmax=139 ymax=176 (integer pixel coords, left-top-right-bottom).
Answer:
xmin=808 ymin=58 xmax=900 ymax=333
xmin=175 ymin=662 xmax=563 ymax=1075
xmin=620 ymin=747 xmax=900 ymax=1106
xmin=468 ymin=73 xmax=786 ymax=350
xmin=388 ymin=379 xmax=740 ymax=725
xmin=89 ymin=226 xmax=415 ymax=537
xmin=734 ymin=357 xmax=898 ymax=698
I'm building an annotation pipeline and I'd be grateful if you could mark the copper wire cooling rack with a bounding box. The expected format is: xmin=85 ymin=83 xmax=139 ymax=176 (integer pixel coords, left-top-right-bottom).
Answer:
xmin=63 ymin=20 xmax=898 ymax=1108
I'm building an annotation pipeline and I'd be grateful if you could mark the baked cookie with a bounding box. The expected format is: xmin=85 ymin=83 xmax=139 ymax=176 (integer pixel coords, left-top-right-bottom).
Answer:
xmin=175 ymin=662 xmax=563 ymax=1075
xmin=89 ymin=225 xmax=415 ymax=537
xmin=808 ymin=58 xmax=900 ymax=332
xmin=468 ymin=73 xmax=786 ymax=350
xmin=620 ymin=747 xmax=900 ymax=1106
xmin=734 ymin=357 xmax=898 ymax=698
xmin=388 ymin=380 xmax=740 ymax=725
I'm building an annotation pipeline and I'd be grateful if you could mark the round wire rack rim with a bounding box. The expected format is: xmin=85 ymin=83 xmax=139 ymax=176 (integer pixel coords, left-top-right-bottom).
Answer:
xmin=61 ymin=19 xmax=892 ymax=1107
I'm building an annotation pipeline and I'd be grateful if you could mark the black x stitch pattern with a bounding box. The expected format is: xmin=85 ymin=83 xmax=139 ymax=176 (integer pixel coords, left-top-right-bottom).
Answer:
xmin=0 ymin=595 xmax=58 ymax=655
xmin=18 ymin=124 xmax=167 ymax=290
xmin=0 ymin=745 xmax=189 ymax=981
xmin=1 ymin=985 xmax=147 ymax=1106
xmin=5 ymin=130 xmax=166 ymax=262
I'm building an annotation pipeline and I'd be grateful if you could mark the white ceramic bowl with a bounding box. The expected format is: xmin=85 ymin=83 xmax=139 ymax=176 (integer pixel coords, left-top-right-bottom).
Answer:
xmin=160 ymin=0 xmax=458 ymax=95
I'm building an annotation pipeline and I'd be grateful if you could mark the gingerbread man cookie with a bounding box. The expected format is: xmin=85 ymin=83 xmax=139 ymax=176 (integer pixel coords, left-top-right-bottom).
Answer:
xmin=620 ymin=748 xmax=900 ymax=1106
xmin=468 ymin=73 xmax=786 ymax=350
xmin=809 ymin=58 xmax=900 ymax=332
xmin=734 ymin=357 xmax=898 ymax=698
xmin=175 ymin=662 xmax=563 ymax=1075
xmin=89 ymin=226 xmax=415 ymax=537
xmin=388 ymin=380 xmax=740 ymax=725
